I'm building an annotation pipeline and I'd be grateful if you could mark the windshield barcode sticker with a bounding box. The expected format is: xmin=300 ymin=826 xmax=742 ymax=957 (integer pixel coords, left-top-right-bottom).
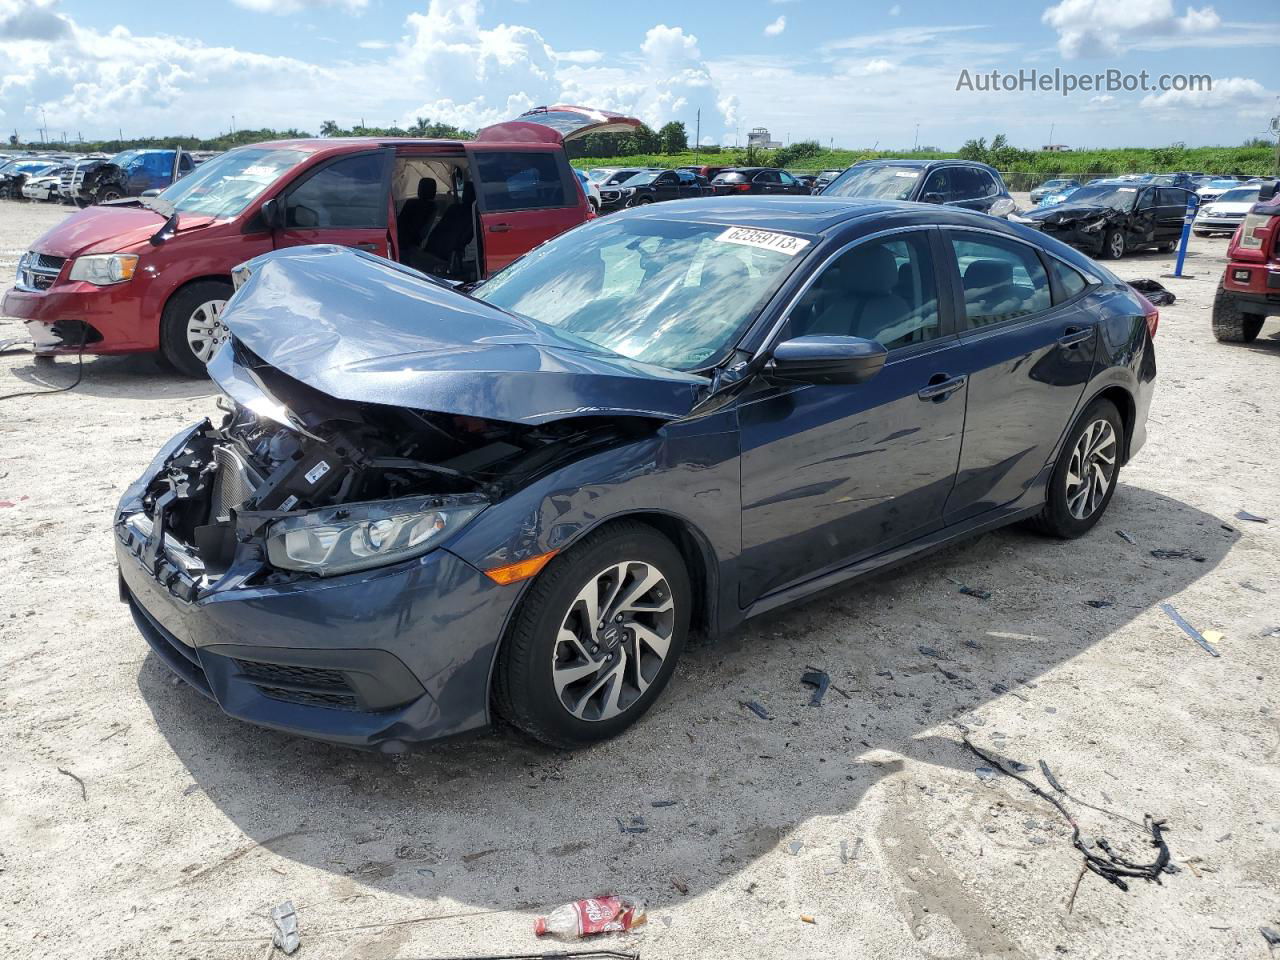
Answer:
xmin=716 ymin=227 xmax=811 ymax=257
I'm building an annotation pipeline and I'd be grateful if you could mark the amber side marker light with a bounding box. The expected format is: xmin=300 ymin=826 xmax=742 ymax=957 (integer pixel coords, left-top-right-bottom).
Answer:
xmin=484 ymin=550 xmax=559 ymax=585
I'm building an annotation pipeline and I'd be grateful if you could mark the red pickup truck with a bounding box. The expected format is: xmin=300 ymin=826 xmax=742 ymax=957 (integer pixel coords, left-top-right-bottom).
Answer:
xmin=1212 ymin=180 xmax=1280 ymax=343
xmin=4 ymin=106 xmax=638 ymax=375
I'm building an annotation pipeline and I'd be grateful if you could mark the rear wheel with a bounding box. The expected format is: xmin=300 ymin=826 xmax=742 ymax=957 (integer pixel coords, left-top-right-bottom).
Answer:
xmin=1027 ymin=398 xmax=1124 ymax=539
xmin=159 ymin=280 xmax=233 ymax=377
xmin=1211 ymin=283 xmax=1265 ymax=343
xmin=493 ymin=521 xmax=691 ymax=748
xmin=1102 ymin=229 xmax=1126 ymax=260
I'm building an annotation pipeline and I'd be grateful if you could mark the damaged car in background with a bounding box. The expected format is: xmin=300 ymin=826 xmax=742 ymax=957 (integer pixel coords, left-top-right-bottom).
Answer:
xmin=1020 ymin=181 xmax=1195 ymax=260
xmin=117 ymin=198 xmax=1156 ymax=752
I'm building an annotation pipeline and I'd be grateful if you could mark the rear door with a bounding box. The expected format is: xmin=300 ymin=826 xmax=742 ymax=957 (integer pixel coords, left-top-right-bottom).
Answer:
xmin=675 ymin=169 xmax=703 ymax=199
xmin=274 ymin=149 xmax=393 ymax=257
xmin=753 ymin=170 xmax=782 ymax=195
xmin=938 ymin=229 xmax=1096 ymax=523
xmin=651 ymin=170 xmax=681 ymax=201
xmin=465 ymin=144 xmax=582 ymax=274
xmin=777 ymin=170 xmax=806 ymax=195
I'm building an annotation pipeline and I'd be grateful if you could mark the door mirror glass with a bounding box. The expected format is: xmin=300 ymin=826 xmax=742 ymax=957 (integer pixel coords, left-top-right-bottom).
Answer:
xmin=767 ymin=335 xmax=887 ymax=385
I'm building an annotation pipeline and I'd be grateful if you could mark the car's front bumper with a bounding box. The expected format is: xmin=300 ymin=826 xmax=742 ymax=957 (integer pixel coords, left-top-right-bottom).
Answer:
xmin=2 ymin=279 xmax=152 ymax=355
xmin=1194 ymin=214 xmax=1246 ymax=232
xmin=1035 ymin=222 xmax=1106 ymax=254
xmin=114 ymin=426 xmax=521 ymax=750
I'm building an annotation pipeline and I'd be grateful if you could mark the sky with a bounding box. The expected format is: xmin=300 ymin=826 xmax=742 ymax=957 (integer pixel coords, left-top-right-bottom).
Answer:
xmin=0 ymin=0 xmax=1277 ymax=150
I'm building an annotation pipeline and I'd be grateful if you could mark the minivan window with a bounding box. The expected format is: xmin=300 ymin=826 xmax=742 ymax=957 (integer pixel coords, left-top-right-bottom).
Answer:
xmin=476 ymin=151 xmax=567 ymax=211
xmin=952 ymin=236 xmax=1051 ymax=327
xmin=285 ymin=153 xmax=387 ymax=228
xmin=156 ymin=147 xmax=309 ymax=219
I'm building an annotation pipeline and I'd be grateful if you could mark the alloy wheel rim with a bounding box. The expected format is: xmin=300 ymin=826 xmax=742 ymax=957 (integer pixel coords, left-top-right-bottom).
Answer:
xmin=186 ymin=300 xmax=230 ymax=363
xmin=1065 ymin=419 xmax=1117 ymax=520
xmin=552 ymin=560 xmax=675 ymax=722
xmin=1109 ymin=233 xmax=1124 ymax=258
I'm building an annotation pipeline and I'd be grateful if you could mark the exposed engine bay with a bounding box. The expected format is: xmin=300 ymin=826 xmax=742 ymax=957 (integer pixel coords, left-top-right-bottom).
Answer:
xmin=125 ymin=353 xmax=657 ymax=596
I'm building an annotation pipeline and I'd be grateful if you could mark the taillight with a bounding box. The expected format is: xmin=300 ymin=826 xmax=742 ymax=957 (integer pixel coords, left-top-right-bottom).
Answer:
xmin=735 ymin=183 xmax=751 ymax=193
xmin=1238 ymin=211 xmax=1273 ymax=250
xmin=1135 ymin=291 xmax=1158 ymax=338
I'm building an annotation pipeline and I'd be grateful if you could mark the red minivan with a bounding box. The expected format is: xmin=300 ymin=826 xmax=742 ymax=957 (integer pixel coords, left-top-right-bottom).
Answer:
xmin=4 ymin=106 xmax=638 ymax=375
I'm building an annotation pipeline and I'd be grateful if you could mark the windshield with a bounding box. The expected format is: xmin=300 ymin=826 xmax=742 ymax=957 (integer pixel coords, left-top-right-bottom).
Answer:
xmin=1216 ymin=187 xmax=1259 ymax=204
xmin=12 ymin=161 xmax=55 ymax=174
xmin=823 ymin=164 xmax=922 ymax=199
xmin=109 ymin=149 xmax=143 ymax=167
xmin=1207 ymin=180 xmax=1238 ymax=188
xmin=620 ymin=170 xmax=660 ymax=187
xmin=587 ymin=169 xmax=614 ymax=182
xmin=472 ymin=217 xmax=810 ymax=371
xmin=154 ymin=147 xmax=308 ymax=218
xmin=1056 ymin=184 xmax=1138 ymax=210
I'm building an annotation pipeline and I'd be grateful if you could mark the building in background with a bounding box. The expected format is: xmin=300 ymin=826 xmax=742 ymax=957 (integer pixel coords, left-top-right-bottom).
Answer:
xmin=747 ymin=127 xmax=783 ymax=150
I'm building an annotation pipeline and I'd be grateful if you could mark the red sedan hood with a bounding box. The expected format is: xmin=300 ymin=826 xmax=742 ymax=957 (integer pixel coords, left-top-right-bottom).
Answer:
xmin=30 ymin=205 xmax=216 ymax=258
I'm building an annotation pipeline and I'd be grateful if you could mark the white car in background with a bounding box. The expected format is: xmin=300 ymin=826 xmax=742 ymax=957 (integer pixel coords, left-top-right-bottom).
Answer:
xmin=1193 ymin=184 xmax=1262 ymax=237
xmin=574 ymin=169 xmax=602 ymax=213
xmin=21 ymin=171 xmax=64 ymax=201
xmin=1195 ymin=178 xmax=1241 ymax=204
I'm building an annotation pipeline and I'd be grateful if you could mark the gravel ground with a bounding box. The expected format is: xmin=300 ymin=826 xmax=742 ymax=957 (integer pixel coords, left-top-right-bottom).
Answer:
xmin=2 ymin=198 xmax=1278 ymax=960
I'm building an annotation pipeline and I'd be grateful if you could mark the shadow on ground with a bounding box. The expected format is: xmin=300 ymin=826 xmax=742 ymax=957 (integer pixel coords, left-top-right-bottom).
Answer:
xmin=0 ymin=351 xmax=214 ymax=400
xmin=139 ymin=482 xmax=1236 ymax=914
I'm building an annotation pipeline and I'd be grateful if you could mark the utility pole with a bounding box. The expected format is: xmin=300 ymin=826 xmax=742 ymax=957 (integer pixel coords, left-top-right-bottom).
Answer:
xmin=231 ymin=114 xmax=236 ymax=138
xmin=1048 ymin=122 xmax=1055 ymax=147
xmin=913 ymin=123 xmax=920 ymax=151
xmin=694 ymin=108 xmax=700 ymax=165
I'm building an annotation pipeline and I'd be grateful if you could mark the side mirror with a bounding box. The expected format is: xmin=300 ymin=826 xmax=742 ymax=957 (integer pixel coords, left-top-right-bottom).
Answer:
xmin=259 ymin=197 xmax=282 ymax=230
xmin=922 ymin=192 xmax=945 ymax=204
xmin=1259 ymin=180 xmax=1279 ymax=203
xmin=989 ymin=197 xmax=1016 ymax=218
xmin=766 ymin=336 xmax=887 ymax=386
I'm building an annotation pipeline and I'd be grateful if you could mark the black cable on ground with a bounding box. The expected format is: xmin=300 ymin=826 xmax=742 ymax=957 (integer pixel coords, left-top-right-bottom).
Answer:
xmin=0 ymin=333 xmax=86 ymax=401
xmin=959 ymin=727 xmax=1171 ymax=892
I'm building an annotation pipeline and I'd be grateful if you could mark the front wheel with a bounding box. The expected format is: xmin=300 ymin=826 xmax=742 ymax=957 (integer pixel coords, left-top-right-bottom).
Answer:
xmin=96 ymin=187 xmax=123 ymax=203
xmin=1101 ymin=229 xmax=1126 ymax=260
xmin=1211 ymin=283 xmax=1264 ymax=343
xmin=1027 ymin=398 xmax=1124 ymax=539
xmin=159 ymin=280 xmax=233 ymax=377
xmin=493 ymin=521 xmax=691 ymax=748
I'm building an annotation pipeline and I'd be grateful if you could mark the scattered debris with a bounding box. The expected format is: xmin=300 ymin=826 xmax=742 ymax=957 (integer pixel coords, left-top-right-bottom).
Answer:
xmin=1160 ymin=603 xmax=1220 ymax=658
xmin=616 ymin=817 xmax=648 ymax=835
xmin=535 ymin=896 xmax=647 ymax=939
xmin=1240 ymin=581 xmax=1266 ymax=594
xmin=1261 ymin=926 xmax=1280 ymax=949
xmin=937 ymin=666 xmax=961 ymax=682
xmin=1149 ymin=548 xmax=1205 ymax=562
xmin=788 ymin=840 xmax=804 ymax=856
xmin=739 ymin=700 xmax=771 ymax=720
xmin=671 ymin=876 xmax=688 ymax=895
xmin=0 ymin=337 xmax=32 ymax=355
xmin=56 ymin=766 xmax=86 ymax=801
xmin=801 ymin=668 xmax=830 ymax=707
xmin=1039 ymin=760 xmax=1066 ymax=794
xmin=917 ymin=645 xmax=942 ymax=658
xmin=1085 ymin=599 xmax=1114 ymax=609
xmin=1128 ymin=278 xmax=1175 ymax=305
xmin=958 ymin=585 xmax=992 ymax=600
xmin=960 ymin=729 xmax=1172 ymax=893
xmin=270 ymin=900 xmax=300 ymax=955
xmin=800 ymin=914 xmax=817 ymax=925
xmin=649 ymin=799 xmax=677 ymax=808
xmin=840 ymin=837 xmax=863 ymax=864
xmin=1116 ymin=529 xmax=1138 ymax=545
xmin=1236 ymin=510 xmax=1269 ymax=524
xmin=975 ymin=766 xmax=998 ymax=782
xmin=461 ymin=848 xmax=500 ymax=863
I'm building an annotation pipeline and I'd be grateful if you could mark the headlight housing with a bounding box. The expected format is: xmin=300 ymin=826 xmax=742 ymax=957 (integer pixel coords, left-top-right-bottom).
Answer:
xmin=69 ymin=253 xmax=139 ymax=285
xmin=1081 ymin=219 xmax=1107 ymax=233
xmin=265 ymin=495 xmax=487 ymax=577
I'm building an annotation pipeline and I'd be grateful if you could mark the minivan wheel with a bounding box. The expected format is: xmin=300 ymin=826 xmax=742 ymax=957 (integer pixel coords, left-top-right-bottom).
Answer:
xmin=1102 ymin=229 xmax=1125 ymax=260
xmin=1211 ymin=283 xmax=1265 ymax=343
xmin=159 ymin=280 xmax=233 ymax=377
xmin=1027 ymin=398 xmax=1124 ymax=539
xmin=493 ymin=521 xmax=691 ymax=748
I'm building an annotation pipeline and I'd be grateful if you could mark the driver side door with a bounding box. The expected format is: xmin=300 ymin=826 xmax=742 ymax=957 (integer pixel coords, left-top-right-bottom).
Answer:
xmin=1127 ymin=187 xmax=1158 ymax=246
xmin=273 ymin=150 xmax=392 ymax=257
xmin=736 ymin=228 xmax=966 ymax=606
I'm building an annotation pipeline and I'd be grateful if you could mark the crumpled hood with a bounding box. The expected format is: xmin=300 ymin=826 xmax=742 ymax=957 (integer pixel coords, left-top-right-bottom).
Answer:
xmin=29 ymin=204 xmax=215 ymax=257
xmin=213 ymin=244 xmax=708 ymax=426
xmin=1025 ymin=203 xmax=1121 ymax=226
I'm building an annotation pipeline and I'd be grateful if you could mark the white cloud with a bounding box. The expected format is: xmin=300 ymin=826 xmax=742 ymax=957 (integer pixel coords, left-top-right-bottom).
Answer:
xmin=555 ymin=49 xmax=604 ymax=64
xmin=358 ymin=39 xmax=390 ymax=49
xmin=858 ymin=58 xmax=895 ymax=75
xmin=1041 ymin=0 xmax=1221 ymax=58
xmin=764 ymin=15 xmax=786 ymax=37
xmin=230 ymin=0 xmax=368 ymax=12
xmin=888 ymin=4 xmax=901 ymax=15
xmin=1140 ymin=75 xmax=1269 ymax=110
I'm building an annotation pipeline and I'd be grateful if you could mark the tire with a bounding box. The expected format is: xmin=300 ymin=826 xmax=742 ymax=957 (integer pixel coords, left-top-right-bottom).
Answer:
xmin=493 ymin=520 xmax=691 ymax=748
xmin=1027 ymin=398 xmax=1125 ymax=539
xmin=97 ymin=187 xmax=123 ymax=203
xmin=1160 ymin=241 xmax=1177 ymax=252
xmin=1211 ymin=283 xmax=1265 ymax=343
xmin=1101 ymin=229 xmax=1125 ymax=260
xmin=588 ymin=197 xmax=599 ymax=214
xmin=159 ymin=280 xmax=234 ymax=377
xmin=1194 ymin=230 xmax=1211 ymax=237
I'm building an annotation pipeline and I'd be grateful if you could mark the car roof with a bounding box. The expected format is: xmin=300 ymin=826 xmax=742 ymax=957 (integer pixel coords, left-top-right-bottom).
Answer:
xmin=619 ymin=195 xmax=1030 ymax=237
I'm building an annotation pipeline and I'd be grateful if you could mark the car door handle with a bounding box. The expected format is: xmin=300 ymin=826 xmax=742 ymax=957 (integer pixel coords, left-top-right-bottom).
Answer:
xmin=1057 ymin=326 xmax=1094 ymax=347
xmin=488 ymin=223 xmax=510 ymax=233
xmin=917 ymin=374 xmax=967 ymax=401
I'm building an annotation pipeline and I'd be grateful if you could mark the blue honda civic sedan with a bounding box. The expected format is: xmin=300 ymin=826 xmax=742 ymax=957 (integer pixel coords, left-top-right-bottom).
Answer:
xmin=116 ymin=197 xmax=1156 ymax=751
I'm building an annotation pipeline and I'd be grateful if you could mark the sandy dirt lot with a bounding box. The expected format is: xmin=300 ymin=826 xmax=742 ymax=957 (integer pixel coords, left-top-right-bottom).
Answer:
xmin=1 ymin=198 xmax=1278 ymax=960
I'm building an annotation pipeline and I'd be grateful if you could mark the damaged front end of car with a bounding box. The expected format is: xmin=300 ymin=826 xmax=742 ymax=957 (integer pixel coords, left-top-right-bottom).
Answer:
xmin=1024 ymin=204 xmax=1121 ymax=254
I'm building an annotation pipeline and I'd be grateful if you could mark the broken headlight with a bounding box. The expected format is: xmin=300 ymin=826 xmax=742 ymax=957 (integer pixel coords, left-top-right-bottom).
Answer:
xmin=69 ymin=253 xmax=138 ymax=285
xmin=265 ymin=495 xmax=486 ymax=577
xmin=1080 ymin=219 xmax=1107 ymax=233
